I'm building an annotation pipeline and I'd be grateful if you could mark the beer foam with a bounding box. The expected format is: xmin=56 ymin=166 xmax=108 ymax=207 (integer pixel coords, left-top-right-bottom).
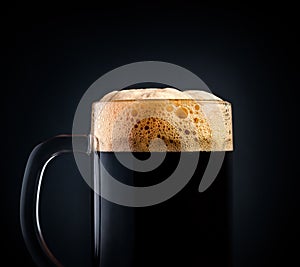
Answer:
xmin=184 ymin=90 xmax=233 ymax=151
xmin=91 ymin=88 xmax=233 ymax=151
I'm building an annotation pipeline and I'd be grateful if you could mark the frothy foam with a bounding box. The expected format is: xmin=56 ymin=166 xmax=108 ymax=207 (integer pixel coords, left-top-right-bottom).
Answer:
xmin=91 ymin=88 xmax=233 ymax=151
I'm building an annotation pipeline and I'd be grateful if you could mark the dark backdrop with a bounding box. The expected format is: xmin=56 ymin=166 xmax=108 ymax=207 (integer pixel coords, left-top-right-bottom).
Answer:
xmin=4 ymin=6 xmax=297 ymax=267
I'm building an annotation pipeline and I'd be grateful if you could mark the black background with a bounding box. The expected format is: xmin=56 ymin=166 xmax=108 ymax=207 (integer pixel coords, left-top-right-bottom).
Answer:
xmin=4 ymin=6 xmax=298 ymax=267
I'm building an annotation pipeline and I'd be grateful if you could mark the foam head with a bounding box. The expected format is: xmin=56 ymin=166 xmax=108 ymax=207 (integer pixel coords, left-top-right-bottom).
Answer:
xmin=91 ymin=88 xmax=233 ymax=152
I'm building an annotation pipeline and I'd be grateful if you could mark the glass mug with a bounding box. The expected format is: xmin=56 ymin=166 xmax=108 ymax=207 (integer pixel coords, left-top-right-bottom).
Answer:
xmin=21 ymin=88 xmax=233 ymax=267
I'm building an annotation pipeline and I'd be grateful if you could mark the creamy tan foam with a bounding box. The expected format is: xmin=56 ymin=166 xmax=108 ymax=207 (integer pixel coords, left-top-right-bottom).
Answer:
xmin=91 ymin=88 xmax=233 ymax=151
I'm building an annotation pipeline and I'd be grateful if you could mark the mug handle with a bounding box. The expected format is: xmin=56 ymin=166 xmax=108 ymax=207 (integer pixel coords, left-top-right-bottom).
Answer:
xmin=20 ymin=135 xmax=92 ymax=267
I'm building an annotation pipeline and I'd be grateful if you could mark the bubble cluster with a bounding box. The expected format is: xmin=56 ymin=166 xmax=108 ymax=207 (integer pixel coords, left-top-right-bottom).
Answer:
xmin=129 ymin=117 xmax=181 ymax=152
xmin=91 ymin=88 xmax=233 ymax=152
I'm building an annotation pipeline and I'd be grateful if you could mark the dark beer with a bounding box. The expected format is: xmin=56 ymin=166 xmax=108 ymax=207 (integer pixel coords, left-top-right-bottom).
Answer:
xmin=93 ymin=151 xmax=232 ymax=267
xmin=91 ymin=88 xmax=233 ymax=267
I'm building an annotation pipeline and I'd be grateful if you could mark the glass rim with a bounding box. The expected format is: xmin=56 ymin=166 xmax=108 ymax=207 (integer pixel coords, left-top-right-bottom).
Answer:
xmin=94 ymin=98 xmax=231 ymax=104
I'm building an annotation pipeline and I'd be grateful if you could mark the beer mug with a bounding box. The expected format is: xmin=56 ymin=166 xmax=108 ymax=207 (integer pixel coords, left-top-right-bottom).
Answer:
xmin=21 ymin=88 xmax=233 ymax=267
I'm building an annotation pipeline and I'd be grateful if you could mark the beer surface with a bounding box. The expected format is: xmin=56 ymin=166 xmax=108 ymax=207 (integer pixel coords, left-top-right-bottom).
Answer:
xmin=91 ymin=88 xmax=233 ymax=151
